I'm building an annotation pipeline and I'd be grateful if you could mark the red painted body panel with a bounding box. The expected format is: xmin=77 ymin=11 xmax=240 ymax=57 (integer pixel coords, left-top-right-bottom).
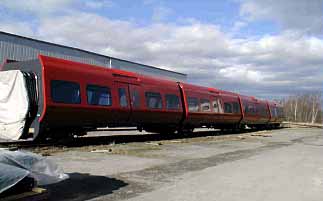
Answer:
xmin=240 ymin=95 xmax=271 ymax=125
xmin=181 ymin=84 xmax=241 ymax=127
xmin=39 ymin=55 xmax=183 ymax=129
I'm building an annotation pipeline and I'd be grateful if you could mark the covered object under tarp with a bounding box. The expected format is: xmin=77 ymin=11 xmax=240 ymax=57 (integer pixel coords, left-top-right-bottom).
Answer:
xmin=0 ymin=70 xmax=29 ymax=140
xmin=0 ymin=149 xmax=68 ymax=194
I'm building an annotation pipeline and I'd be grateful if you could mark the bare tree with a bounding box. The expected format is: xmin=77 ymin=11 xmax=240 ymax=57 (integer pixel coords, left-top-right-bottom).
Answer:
xmin=294 ymin=98 xmax=298 ymax=122
xmin=310 ymin=93 xmax=321 ymax=124
xmin=282 ymin=92 xmax=322 ymax=124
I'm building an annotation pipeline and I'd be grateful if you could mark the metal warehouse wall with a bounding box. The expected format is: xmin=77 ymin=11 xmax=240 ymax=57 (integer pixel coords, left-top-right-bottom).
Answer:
xmin=0 ymin=31 xmax=186 ymax=81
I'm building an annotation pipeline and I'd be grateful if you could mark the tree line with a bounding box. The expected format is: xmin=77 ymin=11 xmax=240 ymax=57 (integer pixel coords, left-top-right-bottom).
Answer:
xmin=280 ymin=92 xmax=322 ymax=124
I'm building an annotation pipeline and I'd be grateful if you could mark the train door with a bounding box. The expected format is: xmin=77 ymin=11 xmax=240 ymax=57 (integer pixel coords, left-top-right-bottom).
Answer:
xmin=113 ymin=82 xmax=131 ymax=125
xmin=128 ymin=84 xmax=144 ymax=125
xmin=210 ymin=95 xmax=224 ymax=122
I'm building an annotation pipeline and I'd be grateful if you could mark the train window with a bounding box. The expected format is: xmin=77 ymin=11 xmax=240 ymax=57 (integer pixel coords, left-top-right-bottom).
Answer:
xmin=200 ymin=99 xmax=211 ymax=112
xmin=165 ymin=94 xmax=180 ymax=110
xmin=224 ymin=103 xmax=233 ymax=113
xmin=258 ymin=105 xmax=267 ymax=117
xmin=232 ymin=102 xmax=240 ymax=113
xmin=131 ymin=90 xmax=140 ymax=108
xmin=188 ymin=97 xmax=199 ymax=112
xmin=51 ymin=80 xmax=81 ymax=104
xmin=145 ymin=92 xmax=163 ymax=109
xmin=87 ymin=85 xmax=112 ymax=106
xmin=246 ymin=104 xmax=256 ymax=115
xmin=243 ymin=102 xmax=248 ymax=113
xmin=118 ymin=88 xmax=128 ymax=107
xmin=212 ymin=100 xmax=219 ymax=112
xmin=213 ymin=99 xmax=224 ymax=113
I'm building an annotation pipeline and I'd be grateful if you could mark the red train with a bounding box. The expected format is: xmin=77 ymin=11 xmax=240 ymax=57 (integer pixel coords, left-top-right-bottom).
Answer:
xmin=0 ymin=55 xmax=284 ymax=141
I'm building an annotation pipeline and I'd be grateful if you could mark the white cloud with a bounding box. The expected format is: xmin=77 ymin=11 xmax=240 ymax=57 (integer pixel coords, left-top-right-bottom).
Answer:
xmin=0 ymin=0 xmax=75 ymax=15
xmin=0 ymin=22 xmax=34 ymax=36
xmin=32 ymin=12 xmax=323 ymax=97
xmin=152 ymin=6 xmax=172 ymax=21
xmin=239 ymin=0 xmax=323 ymax=35
xmin=219 ymin=66 xmax=267 ymax=83
xmin=232 ymin=21 xmax=247 ymax=32
xmin=0 ymin=1 xmax=322 ymax=98
xmin=83 ymin=0 xmax=114 ymax=10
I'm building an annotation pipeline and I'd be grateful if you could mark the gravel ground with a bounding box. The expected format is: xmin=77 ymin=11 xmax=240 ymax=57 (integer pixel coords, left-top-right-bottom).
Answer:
xmin=25 ymin=127 xmax=323 ymax=201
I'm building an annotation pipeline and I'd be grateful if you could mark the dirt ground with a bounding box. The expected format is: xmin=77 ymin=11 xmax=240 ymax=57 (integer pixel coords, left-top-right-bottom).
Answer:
xmin=18 ymin=128 xmax=323 ymax=201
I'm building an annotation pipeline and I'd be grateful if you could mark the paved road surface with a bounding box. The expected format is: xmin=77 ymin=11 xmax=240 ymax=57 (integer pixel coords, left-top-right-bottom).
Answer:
xmin=40 ymin=128 xmax=323 ymax=201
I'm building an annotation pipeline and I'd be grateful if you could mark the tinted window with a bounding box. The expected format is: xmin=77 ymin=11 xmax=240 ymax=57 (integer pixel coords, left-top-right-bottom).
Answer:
xmin=245 ymin=104 xmax=256 ymax=115
xmin=145 ymin=92 xmax=162 ymax=109
xmin=87 ymin=85 xmax=112 ymax=106
xmin=165 ymin=94 xmax=180 ymax=110
xmin=213 ymin=100 xmax=219 ymax=112
xmin=258 ymin=105 xmax=267 ymax=117
xmin=51 ymin=80 xmax=80 ymax=104
xmin=224 ymin=103 xmax=233 ymax=113
xmin=232 ymin=102 xmax=240 ymax=113
xmin=131 ymin=90 xmax=140 ymax=108
xmin=188 ymin=97 xmax=199 ymax=112
xmin=118 ymin=88 xmax=128 ymax=107
xmin=200 ymin=99 xmax=211 ymax=112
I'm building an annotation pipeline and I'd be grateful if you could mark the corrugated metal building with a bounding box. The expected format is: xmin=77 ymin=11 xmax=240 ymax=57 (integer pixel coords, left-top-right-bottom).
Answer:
xmin=0 ymin=31 xmax=186 ymax=81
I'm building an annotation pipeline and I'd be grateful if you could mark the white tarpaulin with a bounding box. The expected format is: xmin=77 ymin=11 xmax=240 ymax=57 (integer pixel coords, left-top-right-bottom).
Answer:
xmin=0 ymin=149 xmax=69 ymax=194
xmin=0 ymin=70 xmax=29 ymax=140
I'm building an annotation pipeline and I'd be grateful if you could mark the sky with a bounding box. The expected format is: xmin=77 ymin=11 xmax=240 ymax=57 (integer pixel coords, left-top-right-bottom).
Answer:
xmin=0 ymin=0 xmax=322 ymax=100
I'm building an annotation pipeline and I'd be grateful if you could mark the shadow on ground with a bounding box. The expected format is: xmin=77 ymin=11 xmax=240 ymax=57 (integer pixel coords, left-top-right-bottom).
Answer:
xmin=45 ymin=173 xmax=127 ymax=201
xmin=59 ymin=128 xmax=282 ymax=147
xmin=0 ymin=127 xmax=284 ymax=148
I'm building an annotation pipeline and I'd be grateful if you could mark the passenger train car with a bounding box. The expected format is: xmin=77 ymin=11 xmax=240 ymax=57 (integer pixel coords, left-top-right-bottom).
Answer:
xmin=0 ymin=55 xmax=284 ymax=141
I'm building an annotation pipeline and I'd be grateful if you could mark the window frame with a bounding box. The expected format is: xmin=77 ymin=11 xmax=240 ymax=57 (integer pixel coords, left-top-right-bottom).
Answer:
xmin=145 ymin=91 xmax=163 ymax=109
xmin=165 ymin=94 xmax=180 ymax=110
xmin=118 ymin=88 xmax=128 ymax=107
xmin=232 ymin=102 xmax=240 ymax=114
xmin=86 ymin=84 xmax=112 ymax=106
xmin=188 ymin=97 xmax=199 ymax=112
xmin=200 ymin=98 xmax=211 ymax=112
xmin=51 ymin=80 xmax=81 ymax=104
xmin=224 ymin=102 xmax=233 ymax=113
xmin=131 ymin=90 xmax=141 ymax=108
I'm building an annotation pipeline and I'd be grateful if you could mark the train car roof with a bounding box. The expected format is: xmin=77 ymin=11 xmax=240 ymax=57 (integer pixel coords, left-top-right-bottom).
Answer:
xmin=38 ymin=55 xmax=179 ymax=87
xmin=239 ymin=94 xmax=268 ymax=104
xmin=180 ymin=82 xmax=222 ymax=96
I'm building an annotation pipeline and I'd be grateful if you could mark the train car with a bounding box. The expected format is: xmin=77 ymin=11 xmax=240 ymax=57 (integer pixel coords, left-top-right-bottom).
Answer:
xmin=0 ymin=55 xmax=284 ymax=141
xmin=267 ymin=101 xmax=284 ymax=128
xmin=240 ymin=95 xmax=271 ymax=129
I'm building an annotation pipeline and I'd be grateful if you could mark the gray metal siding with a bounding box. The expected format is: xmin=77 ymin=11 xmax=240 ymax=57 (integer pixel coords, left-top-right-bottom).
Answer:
xmin=111 ymin=59 xmax=185 ymax=81
xmin=0 ymin=32 xmax=186 ymax=81
xmin=0 ymin=33 xmax=109 ymax=66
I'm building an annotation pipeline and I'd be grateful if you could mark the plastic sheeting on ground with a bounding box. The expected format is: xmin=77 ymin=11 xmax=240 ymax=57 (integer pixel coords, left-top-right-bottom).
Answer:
xmin=0 ymin=70 xmax=29 ymax=140
xmin=0 ymin=149 xmax=69 ymax=194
